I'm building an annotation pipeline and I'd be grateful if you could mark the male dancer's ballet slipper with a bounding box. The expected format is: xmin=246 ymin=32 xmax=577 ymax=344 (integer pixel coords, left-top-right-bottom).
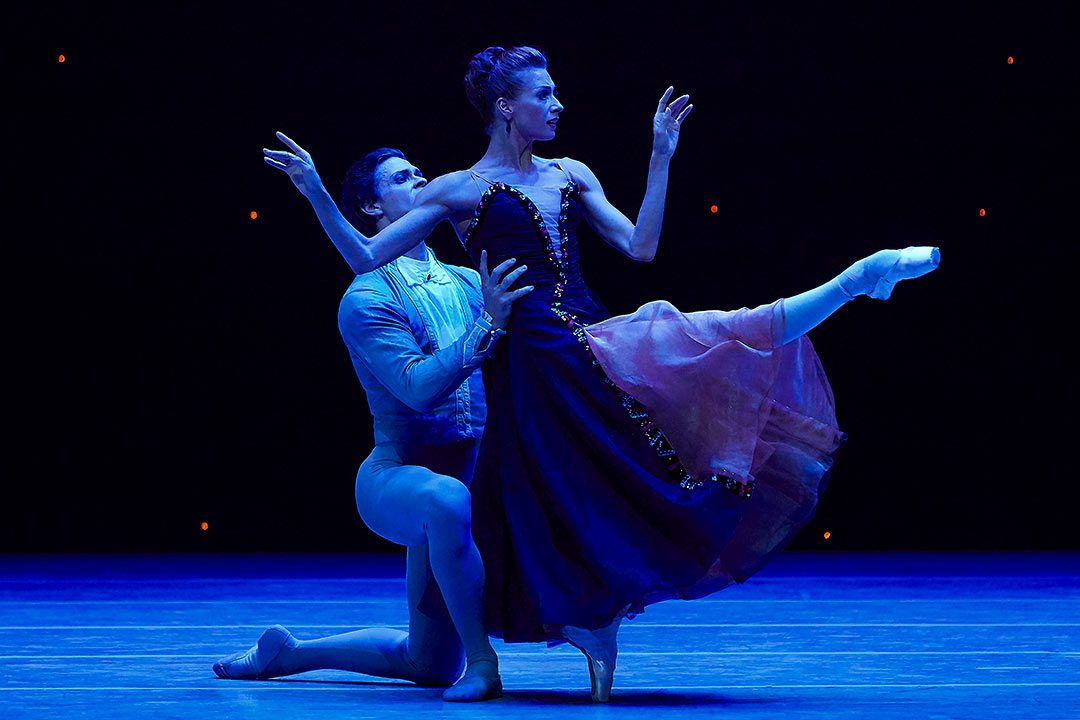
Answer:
xmin=839 ymin=247 xmax=941 ymax=300
xmin=212 ymin=625 xmax=296 ymax=679
xmin=441 ymin=656 xmax=502 ymax=702
xmin=562 ymin=612 xmax=624 ymax=703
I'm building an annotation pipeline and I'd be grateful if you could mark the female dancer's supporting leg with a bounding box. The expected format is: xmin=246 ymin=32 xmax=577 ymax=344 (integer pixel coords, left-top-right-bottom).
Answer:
xmin=214 ymin=442 xmax=500 ymax=702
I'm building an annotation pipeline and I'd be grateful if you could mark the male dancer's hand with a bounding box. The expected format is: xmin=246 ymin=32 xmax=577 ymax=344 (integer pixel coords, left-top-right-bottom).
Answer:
xmin=262 ymin=132 xmax=325 ymax=197
xmin=652 ymin=86 xmax=693 ymax=158
xmin=480 ymin=250 xmax=533 ymax=330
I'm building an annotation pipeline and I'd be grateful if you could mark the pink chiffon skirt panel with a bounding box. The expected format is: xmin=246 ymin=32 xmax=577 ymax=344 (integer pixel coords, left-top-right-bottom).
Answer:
xmin=583 ymin=299 xmax=847 ymax=598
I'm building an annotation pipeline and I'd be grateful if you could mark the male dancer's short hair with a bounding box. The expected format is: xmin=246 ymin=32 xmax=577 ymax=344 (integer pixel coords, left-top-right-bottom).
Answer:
xmin=340 ymin=147 xmax=407 ymax=235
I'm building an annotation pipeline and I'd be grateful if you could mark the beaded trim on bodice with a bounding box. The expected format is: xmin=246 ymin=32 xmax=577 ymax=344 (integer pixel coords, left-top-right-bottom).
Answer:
xmin=462 ymin=181 xmax=754 ymax=499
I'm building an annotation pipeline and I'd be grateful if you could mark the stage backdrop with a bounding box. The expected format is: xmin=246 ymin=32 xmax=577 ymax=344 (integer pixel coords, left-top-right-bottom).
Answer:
xmin=7 ymin=1 xmax=1072 ymax=552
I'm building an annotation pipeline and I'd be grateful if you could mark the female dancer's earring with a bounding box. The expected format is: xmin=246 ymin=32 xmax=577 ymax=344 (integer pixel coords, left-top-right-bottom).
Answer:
xmin=505 ymin=117 xmax=512 ymax=134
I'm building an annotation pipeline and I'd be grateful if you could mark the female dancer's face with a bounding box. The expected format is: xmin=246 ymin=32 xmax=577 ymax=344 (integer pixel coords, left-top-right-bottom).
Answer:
xmin=373 ymin=156 xmax=427 ymax=222
xmin=507 ymin=68 xmax=563 ymax=141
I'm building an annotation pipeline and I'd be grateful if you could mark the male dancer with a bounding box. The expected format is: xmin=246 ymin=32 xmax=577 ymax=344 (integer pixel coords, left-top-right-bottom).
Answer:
xmin=212 ymin=142 xmax=530 ymax=702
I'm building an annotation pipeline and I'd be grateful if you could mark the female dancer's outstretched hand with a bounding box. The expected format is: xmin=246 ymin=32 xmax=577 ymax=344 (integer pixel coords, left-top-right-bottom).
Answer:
xmin=479 ymin=250 xmax=533 ymax=330
xmin=652 ymin=86 xmax=693 ymax=158
xmin=263 ymin=132 xmax=324 ymax=197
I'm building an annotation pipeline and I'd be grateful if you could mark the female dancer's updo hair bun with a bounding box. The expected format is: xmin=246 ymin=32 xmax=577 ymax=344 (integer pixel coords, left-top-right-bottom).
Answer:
xmin=464 ymin=45 xmax=547 ymax=134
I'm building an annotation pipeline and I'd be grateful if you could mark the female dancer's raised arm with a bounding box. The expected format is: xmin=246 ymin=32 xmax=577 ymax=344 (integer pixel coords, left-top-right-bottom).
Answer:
xmin=263 ymin=132 xmax=473 ymax=274
xmin=564 ymin=87 xmax=692 ymax=262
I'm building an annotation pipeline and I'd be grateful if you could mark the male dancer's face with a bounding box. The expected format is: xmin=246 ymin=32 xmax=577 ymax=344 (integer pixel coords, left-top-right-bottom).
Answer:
xmin=372 ymin=156 xmax=427 ymax=223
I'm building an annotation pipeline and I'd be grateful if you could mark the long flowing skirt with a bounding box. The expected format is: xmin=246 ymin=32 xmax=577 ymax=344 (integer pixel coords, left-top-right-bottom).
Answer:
xmin=471 ymin=296 xmax=846 ymax=642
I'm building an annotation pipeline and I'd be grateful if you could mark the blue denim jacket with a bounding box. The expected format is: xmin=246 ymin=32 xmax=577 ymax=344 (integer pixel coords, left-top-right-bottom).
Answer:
xmin=338 ymin=257 xmax=492 ymax=446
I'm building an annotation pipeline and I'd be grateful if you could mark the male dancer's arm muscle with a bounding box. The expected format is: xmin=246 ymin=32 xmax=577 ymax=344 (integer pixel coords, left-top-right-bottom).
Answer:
xmin=307 ymin=187 xmax=447 ymax=274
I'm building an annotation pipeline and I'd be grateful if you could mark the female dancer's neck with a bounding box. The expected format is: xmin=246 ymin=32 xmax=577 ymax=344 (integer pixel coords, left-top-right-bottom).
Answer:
xmin=478 ymin=131 xmax=535 ymax=173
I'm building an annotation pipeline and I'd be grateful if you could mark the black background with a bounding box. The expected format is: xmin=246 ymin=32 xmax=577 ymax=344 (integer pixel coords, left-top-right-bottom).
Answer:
xmin=7 ymin=1 xmax=1073 ymax=552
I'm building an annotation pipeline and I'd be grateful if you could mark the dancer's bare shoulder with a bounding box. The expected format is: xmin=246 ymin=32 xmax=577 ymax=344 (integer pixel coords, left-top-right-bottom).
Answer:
xmin=555 ymin=157 xmax=602 ymax=192
xmin=416 ymin=170 xmax=483 ymax=223
xmin=532 ymin=155 xmax=564 ymax=171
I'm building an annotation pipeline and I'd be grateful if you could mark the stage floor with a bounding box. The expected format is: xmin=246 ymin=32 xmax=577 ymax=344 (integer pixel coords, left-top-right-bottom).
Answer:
xmin=1 ymin=552 xmax=1078 ymax=719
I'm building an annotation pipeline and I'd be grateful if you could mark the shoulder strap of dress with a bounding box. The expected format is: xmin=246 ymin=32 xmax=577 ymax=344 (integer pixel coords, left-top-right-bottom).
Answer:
xmin=555 ymin=158 xmax=575 ymax=184
xmin=468 ymin=169 xmax=494 ymax=194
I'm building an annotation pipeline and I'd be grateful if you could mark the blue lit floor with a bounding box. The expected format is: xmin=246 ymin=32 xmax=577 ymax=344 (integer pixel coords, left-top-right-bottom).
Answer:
xmin=2 ymin=553 xmax=1078 ymax=719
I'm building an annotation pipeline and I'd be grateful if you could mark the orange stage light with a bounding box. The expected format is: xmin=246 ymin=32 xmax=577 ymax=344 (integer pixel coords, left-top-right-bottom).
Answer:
xmin=979 ymin=208 xmax=986 ymax=216
xmin=58 ymin=54 xmax=66 ymax=63
xmin=1007 ymin=57 xmax=1014 ymax=64
xmin=709 ymin=205 xmax=718 ymax=213
xmin=250 ymin=210 xmax=258 ymax=220
xmin=200 ymin=522 xmax=209 ymax=531
xmin=823 ymin=531 xmax=831 ymax=539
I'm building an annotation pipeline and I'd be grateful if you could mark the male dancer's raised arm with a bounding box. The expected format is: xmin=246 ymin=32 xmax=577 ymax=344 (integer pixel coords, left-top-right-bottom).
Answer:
xmin=264 ymin=132 xmax=473 ymax=273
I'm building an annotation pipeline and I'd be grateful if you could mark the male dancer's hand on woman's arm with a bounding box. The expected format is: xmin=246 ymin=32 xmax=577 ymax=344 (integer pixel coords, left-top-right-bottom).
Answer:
xmin=263 ymin=131 xmax=446 ymax=274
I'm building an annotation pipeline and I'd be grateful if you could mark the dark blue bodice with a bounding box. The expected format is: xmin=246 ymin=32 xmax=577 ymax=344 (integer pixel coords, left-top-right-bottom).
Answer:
xmin=463 ymin=180 xmax=602 ymax=322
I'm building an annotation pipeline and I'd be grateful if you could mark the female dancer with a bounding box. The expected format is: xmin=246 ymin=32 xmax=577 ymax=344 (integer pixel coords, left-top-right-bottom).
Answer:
xmin=263 ymin=45 xmax=939 ymax=701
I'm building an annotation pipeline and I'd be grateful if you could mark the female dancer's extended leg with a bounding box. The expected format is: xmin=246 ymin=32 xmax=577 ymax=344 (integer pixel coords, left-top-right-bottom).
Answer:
xmin=213 ymin=440 xmax=500 ymax=702
xmin=782 ymin=247 xmax=940 ymax=344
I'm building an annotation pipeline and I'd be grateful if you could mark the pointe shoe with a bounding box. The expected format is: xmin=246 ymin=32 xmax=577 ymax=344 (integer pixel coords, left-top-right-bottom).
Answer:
xmin=840 ymin=247 xmax=941 ymax=300
xmin=869 ymin=246 xmax=941 ymax=300
xmin=212 ymin=625 xmax=295 ymax=679
xmin=441 ymin=658 xmax=502 ymax=702
xmin=562 ymin=614 xmax=623 ymax=703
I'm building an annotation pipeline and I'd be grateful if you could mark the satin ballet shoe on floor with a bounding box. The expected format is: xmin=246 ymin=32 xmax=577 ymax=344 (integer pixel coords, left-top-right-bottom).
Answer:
xmin=442 ymin=658 xmax=502 ymax=702
xmin=563 ymin=613 xmax=624 ymax=702
xmin=213 ymin=625 xmax=296 ymax=679
xmin=840 ymin=247 xmax=941 ymax=300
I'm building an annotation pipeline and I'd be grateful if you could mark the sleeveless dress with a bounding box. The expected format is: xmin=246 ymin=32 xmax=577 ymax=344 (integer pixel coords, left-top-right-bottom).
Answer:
xmin=463 ymin=163 xmax=846 ymax=642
